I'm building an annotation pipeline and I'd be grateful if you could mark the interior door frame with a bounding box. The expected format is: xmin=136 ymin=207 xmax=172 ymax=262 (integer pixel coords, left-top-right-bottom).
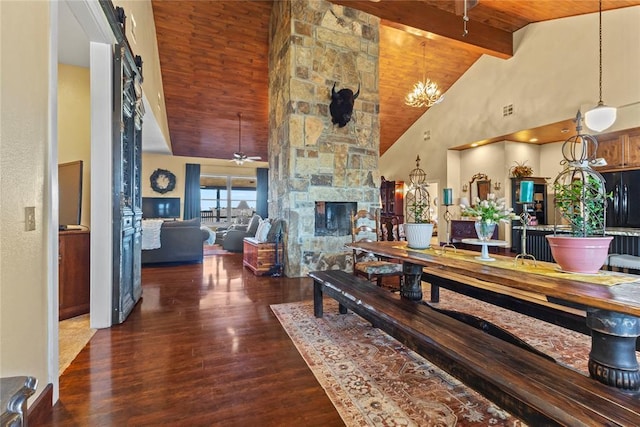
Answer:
xmin=48 ymin=0 xmax=117 ymax=402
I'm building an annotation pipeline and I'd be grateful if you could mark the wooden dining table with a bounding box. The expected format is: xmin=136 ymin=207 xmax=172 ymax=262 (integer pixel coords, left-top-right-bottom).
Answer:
xmin=348 ymin=240 xmax=640 ymax=391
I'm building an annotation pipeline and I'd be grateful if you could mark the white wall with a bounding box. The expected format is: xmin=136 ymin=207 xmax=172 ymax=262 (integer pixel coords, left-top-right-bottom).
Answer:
xmin=381 ymin=7 xmax=640 ymax=200
xmin=1 ymin=0 xmax=54 ymax=405
xmin=460 ymin=143 xmax=506 ymax=200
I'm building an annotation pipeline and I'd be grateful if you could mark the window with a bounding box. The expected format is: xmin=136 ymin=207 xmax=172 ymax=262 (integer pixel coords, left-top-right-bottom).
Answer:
xmin=200 ymin=175 xmax=256 ymax=224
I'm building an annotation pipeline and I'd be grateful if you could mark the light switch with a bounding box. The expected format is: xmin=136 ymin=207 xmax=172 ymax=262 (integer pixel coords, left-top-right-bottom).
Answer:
xmin=25 ymin=206 xmax=36 ymax=231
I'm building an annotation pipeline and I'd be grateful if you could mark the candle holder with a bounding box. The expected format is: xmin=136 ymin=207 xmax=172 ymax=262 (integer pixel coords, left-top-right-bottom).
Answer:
xmin=514 ymin=202 xmax=537 ymax=266
xmin=440 ymin=203 xmax=456 ymax=254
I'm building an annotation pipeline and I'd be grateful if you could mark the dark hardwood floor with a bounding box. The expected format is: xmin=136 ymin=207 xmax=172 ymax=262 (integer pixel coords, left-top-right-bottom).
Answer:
xmin=47 ymin=254 xmax=344 ymax=426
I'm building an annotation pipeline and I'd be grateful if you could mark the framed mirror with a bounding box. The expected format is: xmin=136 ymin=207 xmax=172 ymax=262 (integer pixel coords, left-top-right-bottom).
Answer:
xmin=469 ymin=173 xmax=491 ymax=205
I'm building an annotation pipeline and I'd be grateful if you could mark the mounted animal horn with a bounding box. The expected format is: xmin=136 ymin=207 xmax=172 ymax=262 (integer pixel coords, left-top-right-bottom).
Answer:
xmin=329 ymin=82 xmax=360 ymax=128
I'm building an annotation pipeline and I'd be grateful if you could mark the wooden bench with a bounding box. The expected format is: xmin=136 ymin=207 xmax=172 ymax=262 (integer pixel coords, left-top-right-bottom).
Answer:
xmin=309 ymin=269 xmax=640 ymax=426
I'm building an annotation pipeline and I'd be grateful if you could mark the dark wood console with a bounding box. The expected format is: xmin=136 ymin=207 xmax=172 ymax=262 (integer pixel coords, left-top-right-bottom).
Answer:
xmin=59 ymin=230 xmax=90 ymax=320
xmin=451 ymin=220 xmax=501 ymax=253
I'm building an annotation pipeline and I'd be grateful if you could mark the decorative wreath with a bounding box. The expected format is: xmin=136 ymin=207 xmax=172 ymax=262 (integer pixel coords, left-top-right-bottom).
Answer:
xmin=150 ymin=168 xmax=176 ymax=194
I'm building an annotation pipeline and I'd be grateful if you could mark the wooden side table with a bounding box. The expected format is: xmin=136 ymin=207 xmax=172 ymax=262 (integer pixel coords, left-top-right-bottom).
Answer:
xmin=242 ymin=238 xmax=284 ymax=276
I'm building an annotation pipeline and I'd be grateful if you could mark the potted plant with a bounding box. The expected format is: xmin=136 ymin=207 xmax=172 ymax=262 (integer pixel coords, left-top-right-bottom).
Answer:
xmin=403 ymin=155 xmax=434 ymax=249
xmin=404 ymin=196 xmax=434 ymax=249
xmin=546 ymin=112 xmax=613 ymax=274
xmin=509 ymin=161 xmax=534 ymax=178
xmin=547 ymin=173 xmax=612 ymax=273
xmin=460 ymin=194 xmax=514 ymax=241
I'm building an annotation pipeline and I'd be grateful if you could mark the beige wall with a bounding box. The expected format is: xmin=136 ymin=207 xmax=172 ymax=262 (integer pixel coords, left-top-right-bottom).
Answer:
xmin=58 ymin=64 xmax=91 ymax=227
xmin=0 ymin=0 xmax=52 ymax=403
xmin=381 ymin=7 xmax=640 ymax=199
xmin=113 ymin=0 xmax=171 ymax=151
xmin=142 ymin=153 xmax=265 ymax=216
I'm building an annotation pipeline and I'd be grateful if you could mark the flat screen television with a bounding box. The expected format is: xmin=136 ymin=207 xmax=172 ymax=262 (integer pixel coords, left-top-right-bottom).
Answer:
xmin=142 ymin=197 xmax=181 ymax=219
xmin=59 ymin=160 xmax=83 ymax=229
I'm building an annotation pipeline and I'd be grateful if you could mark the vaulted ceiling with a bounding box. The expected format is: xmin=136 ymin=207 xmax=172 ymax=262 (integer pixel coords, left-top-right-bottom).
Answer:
xmin=151 ymin=0 xmax=640 ymax=161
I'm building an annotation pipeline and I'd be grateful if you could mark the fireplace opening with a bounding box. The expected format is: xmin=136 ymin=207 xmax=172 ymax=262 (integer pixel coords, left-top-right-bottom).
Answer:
xmin=314 ymin=202 xmax=357 ymax=236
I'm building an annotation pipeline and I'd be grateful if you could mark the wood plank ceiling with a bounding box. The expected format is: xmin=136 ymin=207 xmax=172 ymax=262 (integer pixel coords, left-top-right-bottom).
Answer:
xmin=152 ymin=0 xmax=640 ymax=161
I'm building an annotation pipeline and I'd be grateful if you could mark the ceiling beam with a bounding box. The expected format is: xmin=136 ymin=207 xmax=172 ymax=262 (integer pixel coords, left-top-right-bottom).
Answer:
xmin=329 ymin=0 xmax=513 ymax=59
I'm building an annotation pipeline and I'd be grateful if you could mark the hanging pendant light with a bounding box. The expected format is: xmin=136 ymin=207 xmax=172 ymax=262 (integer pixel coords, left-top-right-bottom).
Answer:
xmin=405 ymin=42 xmax=444 ymax=108
xmin=584 ymin=0 xmax=616 ymax=132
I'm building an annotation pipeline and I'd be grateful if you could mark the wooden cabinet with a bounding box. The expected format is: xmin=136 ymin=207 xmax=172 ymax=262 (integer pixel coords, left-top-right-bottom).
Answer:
xmin=243 ymin=237 xmax=283 ymax=276
xmin=596 ymin=133 xmax=624 ymax=169
xmin=59 ymin=230 xmax=90 ymax=320
xmin=510 ymin=177 xmax=548 ymax=252
xmin=380 ymin=177 xmax=404 ymax=223
xmin=593 ymin=128 xmax=640 ymax=171
xmin=625 ymin=130 xmax=640 ymax=168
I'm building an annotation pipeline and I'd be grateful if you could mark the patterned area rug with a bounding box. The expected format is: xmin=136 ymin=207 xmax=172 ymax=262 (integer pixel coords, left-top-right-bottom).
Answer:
xmin=271 ymin=287 xmax=626 ymax=426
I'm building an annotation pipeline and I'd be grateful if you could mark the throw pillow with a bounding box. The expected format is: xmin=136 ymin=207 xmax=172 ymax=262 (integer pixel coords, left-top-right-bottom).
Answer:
xmin=266 ymin=218 xmax=284 ymax=242
xmin=255 ymin=219 xmax=271 ymax=242
xmin=246 ymin=214 xmax=261 ymax=235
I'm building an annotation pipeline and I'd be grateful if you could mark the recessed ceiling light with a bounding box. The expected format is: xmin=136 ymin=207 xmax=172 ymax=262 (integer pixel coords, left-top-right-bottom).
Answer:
xmin=529 ymin=138 xmax=538 ymax=142
xmin=471 ymin=143 xmax=478 ymax=147
xmin=561 ymin=128 xmax=569 ymax=133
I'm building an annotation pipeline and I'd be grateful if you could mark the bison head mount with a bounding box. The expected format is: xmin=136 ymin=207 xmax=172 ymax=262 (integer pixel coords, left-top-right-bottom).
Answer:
xmin=329 ymin=82 xmax=360 ymax=128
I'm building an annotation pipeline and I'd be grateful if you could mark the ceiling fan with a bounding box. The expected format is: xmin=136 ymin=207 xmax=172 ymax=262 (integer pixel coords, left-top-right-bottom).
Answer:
xmin=230 ymin=112 xmax=261 ymax=165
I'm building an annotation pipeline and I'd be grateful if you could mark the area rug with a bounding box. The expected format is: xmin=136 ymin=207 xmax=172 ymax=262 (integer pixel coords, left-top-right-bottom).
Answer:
xmin=59 ymin=314 xmax=96 ymax=376
xmin=271 ymin=287 xmax=618 ymax=426
xmin=203 ymin=244 xmax=233 ymax=256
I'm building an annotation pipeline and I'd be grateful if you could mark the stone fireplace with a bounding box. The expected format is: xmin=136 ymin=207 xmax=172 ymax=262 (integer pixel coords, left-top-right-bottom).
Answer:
xmin=314 ymin=202 xmax=357 ymax=237
xmin=268 ymin=0 xmax=380 ymax=277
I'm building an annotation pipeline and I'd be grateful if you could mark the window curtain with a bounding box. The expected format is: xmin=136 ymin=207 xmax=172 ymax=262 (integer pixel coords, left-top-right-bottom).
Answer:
xmin=184 ymin=163 xmax=201 ymax=220
xmin=256 ymin=168 xmax=269 ymax=218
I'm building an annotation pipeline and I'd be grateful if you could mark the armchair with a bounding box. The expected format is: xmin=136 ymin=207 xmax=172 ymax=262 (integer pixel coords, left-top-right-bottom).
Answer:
xmin=221 ymin=214 xmax=262 ymax=252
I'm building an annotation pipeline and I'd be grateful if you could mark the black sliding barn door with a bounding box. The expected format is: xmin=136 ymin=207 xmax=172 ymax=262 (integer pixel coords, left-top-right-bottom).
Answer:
xmin=112 ymin=43 xmax=144 ymax=325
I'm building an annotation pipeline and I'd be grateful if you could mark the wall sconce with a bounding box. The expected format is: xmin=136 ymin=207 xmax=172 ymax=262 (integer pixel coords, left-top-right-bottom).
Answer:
xmin=462 ymin=183 xmax=468 ymax=193
xmin=494 ymin=181 xmax=501 ymax=191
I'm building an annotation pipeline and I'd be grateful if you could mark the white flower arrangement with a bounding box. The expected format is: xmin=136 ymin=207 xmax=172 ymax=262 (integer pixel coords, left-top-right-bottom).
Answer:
xmin=460 ymin=193 xmax=515 ymax=223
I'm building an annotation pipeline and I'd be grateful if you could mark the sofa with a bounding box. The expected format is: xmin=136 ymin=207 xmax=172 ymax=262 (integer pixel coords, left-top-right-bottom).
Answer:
xmin=141 ymin=218 xmax=209 ymax=265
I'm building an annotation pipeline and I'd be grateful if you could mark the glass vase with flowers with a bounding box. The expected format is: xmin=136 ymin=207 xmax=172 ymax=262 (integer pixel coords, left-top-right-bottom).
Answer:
xmin=461 ymin=194 xmax=515 ymax=241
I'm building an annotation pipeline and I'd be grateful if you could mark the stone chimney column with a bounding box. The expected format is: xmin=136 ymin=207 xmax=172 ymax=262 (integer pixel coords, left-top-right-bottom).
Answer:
xmin=268 ymin=0 xmax=380 ymax=277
